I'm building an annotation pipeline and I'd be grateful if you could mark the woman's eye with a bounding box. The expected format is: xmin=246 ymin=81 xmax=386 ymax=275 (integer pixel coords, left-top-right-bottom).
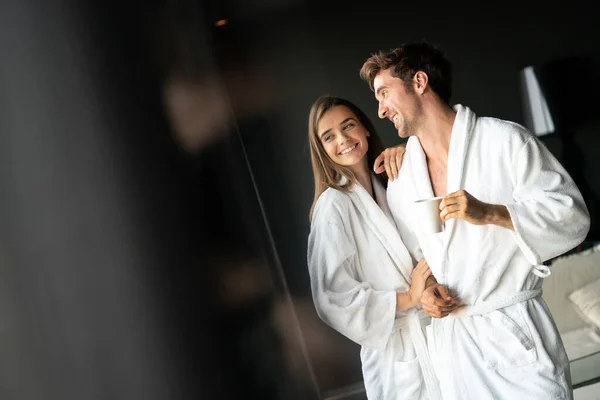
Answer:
xmin=324 ymin=135 xmax=333 ymax=142
xmin=343 ymin=123 xmax=355 ymax=130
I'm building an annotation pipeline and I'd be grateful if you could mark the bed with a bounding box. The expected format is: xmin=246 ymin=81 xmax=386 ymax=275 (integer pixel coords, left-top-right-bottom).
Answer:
xmin=542 ymin=243 xmax=600 ymax=388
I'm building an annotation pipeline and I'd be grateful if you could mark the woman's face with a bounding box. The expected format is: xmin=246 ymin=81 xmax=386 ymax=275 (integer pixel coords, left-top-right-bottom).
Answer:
xmin=317 ymin=105 xmax=370 ymax=173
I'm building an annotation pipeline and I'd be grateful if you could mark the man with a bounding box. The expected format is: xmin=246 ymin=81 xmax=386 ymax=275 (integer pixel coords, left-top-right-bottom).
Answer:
xmin=360 ymin=41 xmax=590 ymax=399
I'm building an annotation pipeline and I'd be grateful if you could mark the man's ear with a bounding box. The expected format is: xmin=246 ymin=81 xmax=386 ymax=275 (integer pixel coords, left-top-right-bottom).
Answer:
xmin=413 ymin=71 xmax=429 ymax=95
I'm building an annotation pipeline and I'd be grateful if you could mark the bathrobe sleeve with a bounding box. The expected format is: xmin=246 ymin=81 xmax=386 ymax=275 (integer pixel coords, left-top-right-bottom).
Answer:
xmin=505 ymin=133 xmax=590 ymax=264
xmin=307 ymin=197 xmax=398 ymax=350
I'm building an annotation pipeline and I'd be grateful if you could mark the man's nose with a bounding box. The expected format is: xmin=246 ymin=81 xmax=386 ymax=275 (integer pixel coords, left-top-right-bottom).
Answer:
xmin=378 ymin=102 xmax=387 ymax=119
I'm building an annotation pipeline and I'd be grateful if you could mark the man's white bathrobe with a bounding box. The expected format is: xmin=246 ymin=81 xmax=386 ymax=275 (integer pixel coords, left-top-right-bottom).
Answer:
xmin=308 ymin=176 xmax=441 ymax=400
xmin=388 ymin=104 xmax=590 ymax=400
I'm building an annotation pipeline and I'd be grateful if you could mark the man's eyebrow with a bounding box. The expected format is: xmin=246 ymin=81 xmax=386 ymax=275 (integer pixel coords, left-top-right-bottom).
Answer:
xmin=375 ymin=85 xmax=387 ymax=96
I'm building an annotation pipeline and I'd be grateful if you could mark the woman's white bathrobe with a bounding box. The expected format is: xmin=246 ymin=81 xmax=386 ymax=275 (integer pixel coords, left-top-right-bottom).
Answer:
xmin=387 ymin=105 xmax=590 ymax=400
xmin=308 ymin=177 xmax=441 ymax=399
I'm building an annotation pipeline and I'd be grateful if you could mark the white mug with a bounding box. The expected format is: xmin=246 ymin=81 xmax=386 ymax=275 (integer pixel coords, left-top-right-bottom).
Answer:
xmin=413 ymin=196 xmax=443 ymax=234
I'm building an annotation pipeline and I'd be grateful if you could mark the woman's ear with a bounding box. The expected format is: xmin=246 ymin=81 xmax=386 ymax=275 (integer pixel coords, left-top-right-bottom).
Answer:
xmin=366 ymin=131 xmax=371 ymax=137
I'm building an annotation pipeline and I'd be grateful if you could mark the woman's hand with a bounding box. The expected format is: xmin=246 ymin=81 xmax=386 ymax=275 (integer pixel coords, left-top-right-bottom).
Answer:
xmin=373 ymin=143 xmax=406 ymax=181
xmin=421 ymin=284 xmax=462 ymax=318
xmin=408 ymin=258 xmax=432 ymax=307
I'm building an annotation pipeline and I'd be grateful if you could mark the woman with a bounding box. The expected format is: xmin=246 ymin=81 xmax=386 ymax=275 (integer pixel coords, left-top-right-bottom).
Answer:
xmin=307 ymin=96 xmax=440 ymax=400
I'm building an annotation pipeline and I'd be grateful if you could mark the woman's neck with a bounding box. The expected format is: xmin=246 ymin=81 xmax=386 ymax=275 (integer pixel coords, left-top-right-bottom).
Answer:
xmin=351 ymin=161 xmax=374 ymax=199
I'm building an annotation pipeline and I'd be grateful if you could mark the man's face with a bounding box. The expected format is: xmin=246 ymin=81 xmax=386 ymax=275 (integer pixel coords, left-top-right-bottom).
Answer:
xmin=373 ymin=68 xmax=421 ymax=138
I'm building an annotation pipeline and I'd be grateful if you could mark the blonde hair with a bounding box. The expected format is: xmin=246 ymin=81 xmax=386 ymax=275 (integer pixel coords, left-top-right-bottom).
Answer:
xmin=308 ymin=96 xmax=387 ymax=220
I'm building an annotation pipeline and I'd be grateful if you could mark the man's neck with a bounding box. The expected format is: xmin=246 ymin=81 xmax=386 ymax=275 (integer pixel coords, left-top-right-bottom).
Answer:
xmin=416 ymin=105 xmax=456 ymax=165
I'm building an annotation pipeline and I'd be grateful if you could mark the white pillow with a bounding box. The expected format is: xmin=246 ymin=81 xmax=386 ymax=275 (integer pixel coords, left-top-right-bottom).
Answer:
xmin=569 ymin=278 xmax=600 ymax=332
xmin=543 ymin=244 xmax=600 ymax=333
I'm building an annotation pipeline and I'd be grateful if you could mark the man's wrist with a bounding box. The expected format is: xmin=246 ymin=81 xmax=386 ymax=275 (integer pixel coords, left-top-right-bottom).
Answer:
xmin=424 ymin=274 xmax=437 ymax=289
xmin=485 ymin=204 xmax=514 ymax=230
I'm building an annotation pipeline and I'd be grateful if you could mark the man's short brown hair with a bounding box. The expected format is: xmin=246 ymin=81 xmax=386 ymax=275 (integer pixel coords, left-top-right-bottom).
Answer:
xmin=360 ymin=41 xmax=452 ymax=104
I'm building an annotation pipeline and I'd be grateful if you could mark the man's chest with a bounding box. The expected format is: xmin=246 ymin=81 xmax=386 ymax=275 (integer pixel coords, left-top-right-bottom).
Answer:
xmin=428 ymin=162 xmax=447 ymax=197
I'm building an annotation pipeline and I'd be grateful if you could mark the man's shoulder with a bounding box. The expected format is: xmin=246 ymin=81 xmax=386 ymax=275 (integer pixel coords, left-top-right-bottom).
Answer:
xmin=474 ymin=117 xmax=534 ymax=153
xmin=388 ymin=138 xmax=419 ymax=201
xmin=475 ymin=115 xmax=533 ymax=146
xmin=386 ymin=173 xmax=413 ymax=206
xmin=400 ymin=137 xmax=421 ymax=165
xmin=405 ymin=136 xmax=420 ymax=151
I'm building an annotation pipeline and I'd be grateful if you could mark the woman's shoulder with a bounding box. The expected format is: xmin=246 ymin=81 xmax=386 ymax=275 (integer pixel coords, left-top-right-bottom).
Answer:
xmin=312 ymin=187 xmax=352 ymax=223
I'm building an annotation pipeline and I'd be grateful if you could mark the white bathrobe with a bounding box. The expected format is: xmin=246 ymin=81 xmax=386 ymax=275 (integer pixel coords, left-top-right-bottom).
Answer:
xmin=308 ymin=176 xmax=441 ymax=400
xmin=387 ymin=104 xmax=590 ymax=400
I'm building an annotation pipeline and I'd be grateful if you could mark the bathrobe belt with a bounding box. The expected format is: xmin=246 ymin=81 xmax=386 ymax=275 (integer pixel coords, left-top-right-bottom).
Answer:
xmin=454 ymin=288 xmax=542 ymax=318
xmin=392 ymin=308 xmax=442 ymax=400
